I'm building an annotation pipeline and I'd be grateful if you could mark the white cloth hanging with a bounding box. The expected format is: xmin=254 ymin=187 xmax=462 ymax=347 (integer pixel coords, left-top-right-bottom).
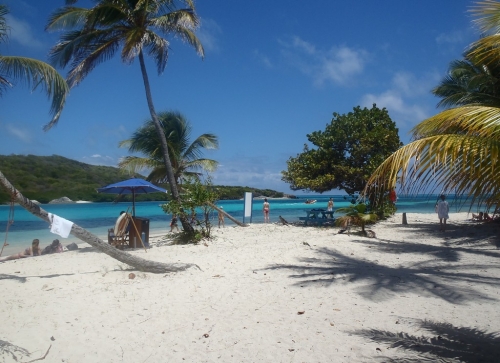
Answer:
xmin=48 ymin=213 xmax=74 ymax=238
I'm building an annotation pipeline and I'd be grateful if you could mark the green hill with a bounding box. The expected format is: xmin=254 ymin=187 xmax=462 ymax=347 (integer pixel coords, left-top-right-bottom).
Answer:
xmin=0 ymin=155 xmax=287 ymax=204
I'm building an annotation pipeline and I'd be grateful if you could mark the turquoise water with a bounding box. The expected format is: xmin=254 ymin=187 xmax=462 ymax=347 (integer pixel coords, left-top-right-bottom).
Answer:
xmin=0 ymin=194 xmax=473 ymax=256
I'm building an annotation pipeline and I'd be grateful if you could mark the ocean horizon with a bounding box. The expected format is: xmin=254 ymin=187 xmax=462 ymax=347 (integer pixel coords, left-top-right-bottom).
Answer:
xmin=0 ymin=194 xmax=480 ymax=256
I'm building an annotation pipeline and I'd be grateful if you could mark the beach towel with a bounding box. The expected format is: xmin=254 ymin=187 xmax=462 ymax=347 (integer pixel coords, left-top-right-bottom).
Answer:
xmin=48 ymin=213 xmax=74 ymax=238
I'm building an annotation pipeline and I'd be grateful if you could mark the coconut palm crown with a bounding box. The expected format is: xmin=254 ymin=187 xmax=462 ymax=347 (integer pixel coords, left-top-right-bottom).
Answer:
xmin=0 ymin=5 xmax=68 ymax=129
xmin=364 ymin=1 xmax=500 ymax=210
xmin=46 ymin=0 xmax=204 ymax=233
xmin=119 ymin=111 xmax=219 ymax=186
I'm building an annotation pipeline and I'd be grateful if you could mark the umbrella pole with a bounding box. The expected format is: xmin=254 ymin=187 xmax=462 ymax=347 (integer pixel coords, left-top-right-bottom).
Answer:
xmin=132 ymin=191 xmax=136 ymax=217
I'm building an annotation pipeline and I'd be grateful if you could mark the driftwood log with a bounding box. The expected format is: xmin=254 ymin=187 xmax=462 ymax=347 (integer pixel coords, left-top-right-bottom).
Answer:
xmin=0 ymin=170 xmax=200 ymax=274
xmin=279 ymin=216 xmax=290 ymax=225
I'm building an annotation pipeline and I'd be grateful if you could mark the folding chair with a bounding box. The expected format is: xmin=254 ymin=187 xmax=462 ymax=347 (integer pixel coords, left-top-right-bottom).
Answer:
xmin=108 ymin=212 xmax=131 ymax=248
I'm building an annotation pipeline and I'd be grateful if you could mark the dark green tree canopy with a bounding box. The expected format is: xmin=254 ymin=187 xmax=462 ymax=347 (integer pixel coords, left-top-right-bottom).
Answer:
xmin=432 ymin=56 xmax=500 ymax=109
xmin=282 ymin=104 xmax=402 ymax=196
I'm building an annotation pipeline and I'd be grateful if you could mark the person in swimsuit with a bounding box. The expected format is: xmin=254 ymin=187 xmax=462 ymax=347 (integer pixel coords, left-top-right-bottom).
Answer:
xmin=0 ymin=239 xmax=41 ymax=262
xmin=263 ymin=198 xmax=270 ymax=223
xmin=218 ymin=207 xmax=225 ymax=228
xmin=327 ymin=198 xmax=334 ymax=211
xmin=41 ymin=239 xmax=64 ymax=255
xmin=170 ymin=214 xmax=180 ymax=232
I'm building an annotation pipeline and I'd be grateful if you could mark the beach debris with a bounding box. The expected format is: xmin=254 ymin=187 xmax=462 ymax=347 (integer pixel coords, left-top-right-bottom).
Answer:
xmin=302 ymin=242 xmax=311 ymax=247
xmin=128 ymin=273 xmax=136 ymax=279
xmin=23 ymin=344 xmax=52 ymax=363
xmin=366 ymin=230 xmax=377 ymax=238
xmin=203 ymin=333 xmax=209 ymax=338
xmin=279 ymin=216 xmax=290 ymax=225
xmin=50 ymin=336 xmax=55 ymax=341
xmin=66 ymin=242 xmax=78 ymax=251
xmin=288 ymin=349 xmax=295 ymax=352
xmin=376 ymin=347 xmax=382 ymax=352
xmin=297 ymin=311 xmax=305 ymax=315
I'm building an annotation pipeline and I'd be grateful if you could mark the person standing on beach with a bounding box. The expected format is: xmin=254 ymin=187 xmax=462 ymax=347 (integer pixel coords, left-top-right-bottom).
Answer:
xmin=170 ymin=214 xmax=180 ymax=232
xmin=263 ymin=198 xmax=270 ymax=223
xmin=327 ymin=198 xmax=334 ymax=212
xmin=218 ymin=207 xmax=225 ymax=228
xmin=0 ymin=239 xmax=41 ymax=262
xmin=389 ymin=189 xmax=397 ymax=205
xmin=435 ymin=194 xmax=449 ymax=231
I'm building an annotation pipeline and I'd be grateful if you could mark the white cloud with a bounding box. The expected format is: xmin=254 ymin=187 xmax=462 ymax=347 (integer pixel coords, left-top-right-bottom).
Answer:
xmin=361 ymin=91 xmax=428 ymax=123
xmin=253 ymin=50 xmax=273 ymax=68
xmin=5 ymin=14 xmax=43 ymax=49
xmin=436 ymin=30 xmax=466 ymax=45
xmin=359 ymin=71 xmax=439 ymax=132
xmin=5 ymin=124 xmax=32 ymax=143
xmin=197 ymin=18 xmax=222 ymax=53
xmin=81 ymin=154 xmax=117 ymax=166
xmin=391 ymin=71 xmax=440 ymax=97
xmin=281 ymin=36 xmax=368 ymax=86
xmin=212 ymin=155 xmax=289 ymax=192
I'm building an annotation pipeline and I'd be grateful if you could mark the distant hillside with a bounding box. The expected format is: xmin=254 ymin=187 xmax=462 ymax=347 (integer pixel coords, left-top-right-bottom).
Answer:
xmin=0 ymin=154 xmax=142 ymax=204
xmin=0 ymin=155 xmax=287 ymax=204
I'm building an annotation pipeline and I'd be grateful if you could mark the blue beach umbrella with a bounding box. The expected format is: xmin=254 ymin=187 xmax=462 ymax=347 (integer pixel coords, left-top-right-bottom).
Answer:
xmin=97 ymin=178 xmax=167 ymax=216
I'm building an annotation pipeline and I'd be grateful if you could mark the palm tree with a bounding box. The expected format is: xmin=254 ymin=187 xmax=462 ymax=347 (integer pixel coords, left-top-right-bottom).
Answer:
xmin=46 ymin=0 xmax=204 ymax=234
xmin=0 ymin=5 xmax=68 ymax=128
xmin=432 ymin=58 xmax=500 ymax=108
xmin=364 ymin=1 xmax=500 ymax=210
xmin=119 ymin=111 xmax=219 ymax=187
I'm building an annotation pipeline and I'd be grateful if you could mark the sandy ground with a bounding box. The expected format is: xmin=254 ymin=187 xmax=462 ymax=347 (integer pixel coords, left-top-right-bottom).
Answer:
xmin=0 ymin=212 xmax=499 ymax=363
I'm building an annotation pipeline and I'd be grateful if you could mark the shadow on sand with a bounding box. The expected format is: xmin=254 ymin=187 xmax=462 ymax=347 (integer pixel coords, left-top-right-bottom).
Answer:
xmin=264 ymin=221 xmax=500 ymax=304
xmin=354 ymin=319 xmax=500 ymax=362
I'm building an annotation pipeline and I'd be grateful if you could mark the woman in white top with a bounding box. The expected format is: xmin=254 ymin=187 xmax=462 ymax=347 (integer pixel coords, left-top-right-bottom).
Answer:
xmin=435 ymin=195 xmax=449 ymax=231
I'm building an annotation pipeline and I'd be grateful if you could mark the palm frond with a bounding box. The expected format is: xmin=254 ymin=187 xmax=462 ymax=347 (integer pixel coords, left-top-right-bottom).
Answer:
xmin=45 ymin=6 xmax=89 ymax=31
xmin=120 ymin=110 xmax=219 ymax=183
xmin=470 ymin=0 xmax=500 ymax=34
xmin=0 ymin=56 xmax=69 ymax=130
xmin=118 ymin=156 xmax=161 ymax=175
xmin=411 ymin=106 xmax=500 ymax=139
xmin=0 ymin=4 xmax=9 ymax=44
xmin=365 ymin=133 xmax=500 ymax=208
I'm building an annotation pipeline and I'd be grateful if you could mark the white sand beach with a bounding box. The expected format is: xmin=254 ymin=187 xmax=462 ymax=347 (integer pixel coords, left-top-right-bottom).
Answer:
xmin=1 ymin=212 xmax=499 ymax=362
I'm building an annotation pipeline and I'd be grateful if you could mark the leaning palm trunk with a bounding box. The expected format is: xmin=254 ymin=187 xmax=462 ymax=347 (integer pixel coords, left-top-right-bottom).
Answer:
xmin=138 ymin=52 xmax=194 ymax=234
xmin=209 ymin=202 xmax=248 ymax=227
xmin=0 ymin=170 xmax=199 ymax=274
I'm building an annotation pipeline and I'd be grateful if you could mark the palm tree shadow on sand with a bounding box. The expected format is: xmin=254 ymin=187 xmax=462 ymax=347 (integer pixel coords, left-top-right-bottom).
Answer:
xmin=354 ymin=319 xmax=500 ymax=362
xmin=263 ymin=247 xmax=500 ymax=304
xmin=379 ymin=219 xmax=500 ymax=249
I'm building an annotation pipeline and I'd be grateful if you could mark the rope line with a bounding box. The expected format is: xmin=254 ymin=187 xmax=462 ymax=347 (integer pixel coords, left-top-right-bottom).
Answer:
xmin=0 ymin=191 xmax=16 ymax=257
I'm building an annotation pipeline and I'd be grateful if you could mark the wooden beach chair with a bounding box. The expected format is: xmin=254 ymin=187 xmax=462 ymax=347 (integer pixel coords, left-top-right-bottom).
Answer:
xmin=108 ymin=212 xmax=131 ymax=248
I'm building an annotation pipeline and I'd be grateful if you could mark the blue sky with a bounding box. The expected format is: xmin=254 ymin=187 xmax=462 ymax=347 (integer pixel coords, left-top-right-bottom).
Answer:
xmin=0 ymin=0 xmax=478 ymax=194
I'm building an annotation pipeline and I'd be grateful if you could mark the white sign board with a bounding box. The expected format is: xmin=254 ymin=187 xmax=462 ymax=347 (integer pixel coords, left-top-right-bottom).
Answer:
xmin=244 ymin=192 xmax=253 ymax=223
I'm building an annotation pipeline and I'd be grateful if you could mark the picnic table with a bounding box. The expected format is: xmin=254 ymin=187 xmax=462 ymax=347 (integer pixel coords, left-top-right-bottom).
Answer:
xmin=299 ymin=209 xmax=335 ymax=225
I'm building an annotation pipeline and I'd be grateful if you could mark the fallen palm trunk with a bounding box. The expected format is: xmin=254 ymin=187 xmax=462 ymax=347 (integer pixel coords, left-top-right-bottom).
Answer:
xmin=208 ymin=202 xmax=248 ymax=227
xmin=0 ymin=170 xmax=200 ymax=274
